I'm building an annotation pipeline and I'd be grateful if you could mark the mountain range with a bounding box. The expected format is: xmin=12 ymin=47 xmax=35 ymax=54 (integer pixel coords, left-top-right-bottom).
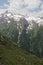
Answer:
xmin=0 ymin=11 xmax=43 ymax=57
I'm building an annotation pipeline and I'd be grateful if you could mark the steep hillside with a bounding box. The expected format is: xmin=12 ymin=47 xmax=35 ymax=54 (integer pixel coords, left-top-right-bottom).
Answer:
xmin=0 ymin=35 xmax=43 ymax=65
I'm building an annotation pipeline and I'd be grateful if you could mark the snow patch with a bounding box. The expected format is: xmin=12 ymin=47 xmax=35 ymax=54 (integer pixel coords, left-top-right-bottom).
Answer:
xmin=7 ymin=21 xmax=11 ymax=23
xmin=14 ymin=15 xmax=23 ymax=21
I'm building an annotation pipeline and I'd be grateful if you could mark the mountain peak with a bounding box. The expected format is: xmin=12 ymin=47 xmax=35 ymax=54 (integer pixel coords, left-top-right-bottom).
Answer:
xmin=0 ymin=11 xmax=43 ymax=27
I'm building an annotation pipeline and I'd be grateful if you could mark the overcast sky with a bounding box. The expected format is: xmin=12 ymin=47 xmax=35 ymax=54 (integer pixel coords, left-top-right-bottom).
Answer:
xmin=0 ymin=0 xmax=43 ymax=17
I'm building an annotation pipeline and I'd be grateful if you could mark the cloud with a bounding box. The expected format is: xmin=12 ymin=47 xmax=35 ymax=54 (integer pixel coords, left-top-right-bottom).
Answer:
xmin=0 ymin=9 xmax=6 ymax=14
xmin=8 ymin=0 xmax=41 ymax=10
xmin=0 ymin=0 xmax=43 ymax=17
xmin=40 ymin=3 xmax=43 ymax=10
xmin=7 ymin=0 xmax=43 ymax=17
xmin=24 ymin=0 xmax=41 ymax=9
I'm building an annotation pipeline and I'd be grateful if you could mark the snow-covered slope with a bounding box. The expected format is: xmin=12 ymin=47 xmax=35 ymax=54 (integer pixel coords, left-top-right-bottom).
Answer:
xmin=0 ymin=11 xmax=43 ymax=30
xmin=26 ymin=16 xmax=43 ymax=27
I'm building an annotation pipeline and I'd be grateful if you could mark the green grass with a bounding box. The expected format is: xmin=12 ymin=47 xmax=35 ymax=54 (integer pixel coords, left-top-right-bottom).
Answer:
xmin=0 ymin=37 xmax=43 ymax=65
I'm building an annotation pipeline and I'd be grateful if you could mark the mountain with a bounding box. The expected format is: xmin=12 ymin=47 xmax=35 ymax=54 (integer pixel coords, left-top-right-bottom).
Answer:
xmin=0 ymin=11 xmax=29 ymax=30
xmin=0 ymin=34 xmax=43 ymax=65
xmin=0 ymin=11 xmax=29 ymax=43
xmin=0 ymin=11 xmax=43 ymax=30
xmin=0 ymin=11 xmax=43 ymax=57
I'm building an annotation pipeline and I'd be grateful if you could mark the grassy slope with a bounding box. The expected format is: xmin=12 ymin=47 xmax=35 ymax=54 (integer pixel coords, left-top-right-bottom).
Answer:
xmin=0 ymin=38 xmax=43 ymax=65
